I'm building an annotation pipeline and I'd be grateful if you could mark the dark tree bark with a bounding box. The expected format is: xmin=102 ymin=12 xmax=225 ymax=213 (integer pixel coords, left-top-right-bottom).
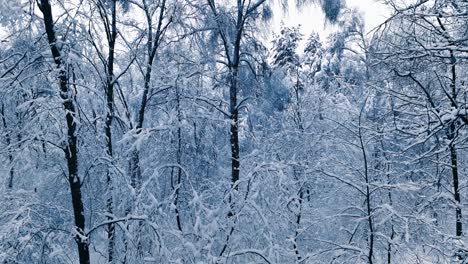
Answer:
xmin=174 ymin=77 xmax=183 ymax=232
xmin=1 ymin=104 xmax=14 ymax=189
xmin=207 ymin=0 xmax=244 ymax=203
xmin=358 ymin=108 xmax=374 ymax=264
xmin=101 ymin=0 xmax=118 ymax=261
xmin=228 ymin=1 xmax=245 ymax=190
xmin=293 ymin=185 xmax=304 ymax=261
xmin=205 ymin=1 xmax=248 ymax=258
xmin=229 ymin=69 xmax=241 ymax=187
xmin=38 ymin=1 xmax=90 ymax=263
xmin=435 ymin=15 xmax=463 ymax=240
xmin=130 ymin=0 xmax=167 ymax=192
xmin=123 ymin=2 xmax=169 ymax=262
xmin=448 ymin=58 xmax=462 ymax=238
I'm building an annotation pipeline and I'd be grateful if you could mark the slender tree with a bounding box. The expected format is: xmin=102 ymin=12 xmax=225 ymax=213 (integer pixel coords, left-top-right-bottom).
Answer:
xmin=37 ymin=0 xmax=90 ymax=263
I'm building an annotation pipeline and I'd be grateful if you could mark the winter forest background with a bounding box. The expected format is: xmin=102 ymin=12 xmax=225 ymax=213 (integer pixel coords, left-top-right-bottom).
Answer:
xmin=1 ymin=0 xmax=468 ymax=263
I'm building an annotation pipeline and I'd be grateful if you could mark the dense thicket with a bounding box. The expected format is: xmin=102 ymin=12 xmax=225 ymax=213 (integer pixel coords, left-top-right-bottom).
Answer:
xmin=1 ymin=0 xmax=468 ymax=263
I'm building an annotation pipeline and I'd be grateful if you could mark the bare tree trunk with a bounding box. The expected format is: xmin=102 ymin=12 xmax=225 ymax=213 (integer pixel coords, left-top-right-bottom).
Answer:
xmin=448 ymin=59 xmax=462 ymax=238
xmin=130 ymin=0 xmax=167 ymax=194
xmin=218 ymin=66 xmax=241 ymax=254
xmin=1 ymin=104 xmax=14 ymax=189
xmin=358 ymin=108 xmax=374 ymax=264
xmin=451 ymin=143 xmax=462 ymax=236
xmin=102 ymin=0 xmax=118 ymax=262
xmin=206 ymin=1 xmax=244 ymax=214
xmin=229 ymin=67 xmax=240 ymax=187
xmin=124 ymin=2 xmax=168 ymax=261
xmin=38 ymin=1 xmax=90 ymax=263
xmin=448 ymin=64 xmax=463 ymax=260
xmin=174 ymin=78 xmax=183 ymax=232
xmin=206 ymin=1 xmax=246 ymax=258
xmin=293 ymin=186 xmax=303 ymax=262
xmin=385 ymin=157 xmax=394 ymax=264
xmin=436 ymin=15 xmax=463 ymax=241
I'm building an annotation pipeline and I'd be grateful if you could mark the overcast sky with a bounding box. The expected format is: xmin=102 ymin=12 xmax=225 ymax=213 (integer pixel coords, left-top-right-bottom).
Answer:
xmin=272 ymin=0 xmax=390 ymax=40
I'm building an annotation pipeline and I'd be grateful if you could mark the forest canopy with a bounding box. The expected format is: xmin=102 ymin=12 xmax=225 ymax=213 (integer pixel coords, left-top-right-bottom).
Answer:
xmin=1 ymin=0 xmax=468 ymax=263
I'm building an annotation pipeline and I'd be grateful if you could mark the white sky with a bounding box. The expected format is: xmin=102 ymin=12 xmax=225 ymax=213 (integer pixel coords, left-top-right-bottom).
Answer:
xmin=272 ymin=0 xmax=390 ymax=40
